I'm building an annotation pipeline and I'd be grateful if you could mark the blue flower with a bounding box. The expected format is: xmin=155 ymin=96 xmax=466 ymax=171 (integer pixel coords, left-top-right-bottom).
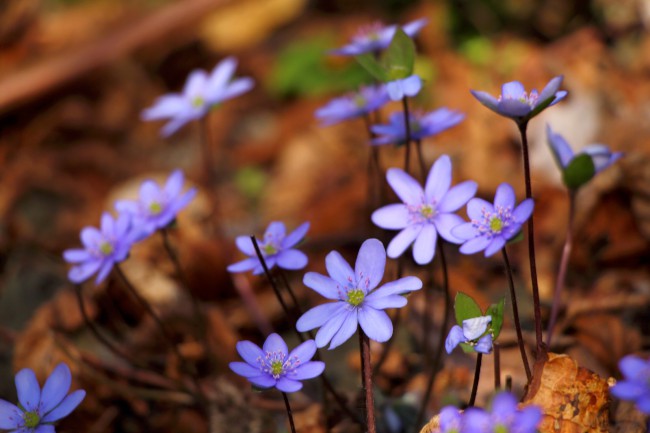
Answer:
xmin=330 ymin=19 xmax=427 ymax=56
xmin=438 ymin=406 xmax=462 ymax=432
xmin=296 ymin=239 xmax=422 ymax=349
xmin=452 ymin=183 xmax=534 ymax=257
xmin=142 ymin=57 xmax=254 ymax=137
xmin=462 ymin=392 xmax=542 ymax=433
xmin=227 ymin=222 xmax=309 ymax=275
xmin=315 ymin=85 xmax=390 ymax=126
xmin=611 ymin=355 xmax=650 ymax=414
xmin=0 ymin=363 xmax=85 ymax=433
xmin=546 ymin=125 xmax=622 ymax=175
xmin=470 ymin=76 xmax=567 ymax=123
xmin=371 ymin=155 xmax=477 ymax=264
xmin=229 ymin=333 xmax=325 ymax=393
xmin=386 ymin=75 xmax=422 ymax=101
xmin=371 ymin=109 xmax=465 ymax=145
xmin=115 ymin=170 xmax=197 ymax=240
xmin=63 ymin=212 xmax=134 ymax=284
xmin=445 ymin=315 xmax=493 ymax=354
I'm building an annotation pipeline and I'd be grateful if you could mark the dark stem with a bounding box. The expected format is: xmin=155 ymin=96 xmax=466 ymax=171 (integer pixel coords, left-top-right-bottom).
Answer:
xmin=468 ymin=353 xmax=483 ymax=407
xmin=546 ymin=190 xmax=576 ymax=348
xmin=505 ymin=375 xmax=512 ymax=392
xmin=278 ymin=268 xmax=301 ymax=314
xmin=415 ymin=139 xmax=427 ymax=182
xmin=282 ymin=392 xmax=297 ymax=433
xmin=501 ymin=247 xmax=532 ymax=381
xmin=401 ymin=96 xmax=413 ymax=174
xmin=517 ymin=121 xmax=544 ymax=357
xmin=494 ymin=342 xmax=501 ymax=390
xmin=415 ymin=242 xmax=450 ymax=431
xmin=359 ymin=330 xmax=377 ymax=433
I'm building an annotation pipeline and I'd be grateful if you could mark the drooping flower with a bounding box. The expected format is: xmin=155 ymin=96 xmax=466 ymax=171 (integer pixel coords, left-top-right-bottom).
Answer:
xmin=115 ymin=170 xmax=196 ymax=240
xmin=330 ymin=18 xmax=427 ymax=56
xmin=142 ymin=57 xmax=254 ymax=137
xmin=385 ymin=75 xmax=422 ymax=101
xmin=445 ymin=315 xmax=493 ymax=354
xmin=315 ymin=85 xmax=389 ymax=126
xmin=451 ymin=183 xmax=534 ymax=257
xmin=371 ymin=109 xmax=465 ymax=146
xmin=227 ymin=221 xmax=309 ymax=275
xmin=63 ymin=212 xmax=134 ymax=285
xmin=371 ymin=155 xmax=477 ymax=264
xmin=470 ymin=76 xmax=567 ymax=123
xmin=296 ymin=238 xmax=422 ymax=350
xmin=0 ymin=363 xmax=85 ymax=433
xmin=229 ymin=333 xmax=324 ymax=393
xmin=611 ymin=355 xmax=650 ymax=414
xmin=462 ymin=392 xmax=542 ymax=433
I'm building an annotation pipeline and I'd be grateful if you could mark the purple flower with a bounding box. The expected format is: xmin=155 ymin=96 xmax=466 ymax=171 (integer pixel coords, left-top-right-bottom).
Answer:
xmin=315 ymin=85 xmax=389 ymax=126
xmin=546 ymin=125 xmax=622 ymax=174
xmin=438 ymin=406 xmax=462 ymax=432
xmin=296 ymin=239 xmax=422 ymax=349
xmin=330 ymin=18 xmax=427 ymax=56
xmin=229 ymin=333 xmax=325 ymax=393
xmin=63 ymin=212 xmax=134 ymax=284
xmin=386 ymin=75 xmax=422 ymax=101
xmin=0 ymin=363 xmax=86 ymax=433
xmin=611 ymin=355 xmax=650 ymax=414
xmin=445 ymin=315 xmax=493 ymax=354
xmin=227 ymin=221 xmax=309 ymax=275
xmin=371 ymin=155 xmax=477 ymax=264
xmin=115 ymin=170 xmax=196 ymax=240
xmin=142 ymin=57 xmax=253 ymax=137
xmin=462 ymin=392 xmax=542 ymax=433
xmin=470 ymin=76 xmax=567 ymax=123
xmin=451 ymin=183 xmax=534 ymax=257
xmin=371 ymin=109 xmax=465 ymax=145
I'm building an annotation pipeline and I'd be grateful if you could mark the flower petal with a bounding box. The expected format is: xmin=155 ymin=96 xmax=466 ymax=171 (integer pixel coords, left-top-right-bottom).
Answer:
xmin=386 ymin=225 xmax=422 ymax=258
xmin=282 ymin=222 xmax=310 ymax=249
xmin=371 ymin=204 xmax=410 ymax=230
xmin=491 ymin=392 xmax=518 ymax=416
xmin=358 ymin=307 xmax=393 ymax=343
xmin=318 ymin=309 xmax=355 ymax=349
xmin=183 ymin=69 xmax=208 ymax=96
xmin=227 ymin=257 xmax=259 ymax=273
xmin=288 ymin=340 xmax=317 ymax=363
xmin=68 ymin=260 xmax=102 ymax=284
xmin=537 ymin=76 xmax=563 ymax=106
xmin=94 ymin=260 xmax=114 ymax=285
xmin=412 ymin=224 xmax=437 ymax=265
xmin=619 ymin=355 xmax=649 ymax=380
xmin=221 ymin=77 xmax=254 ymax=101
xmin=462 ymin=316 xmax=491 ymax=340
xmin=366 ymin=276 xmax=422 ymax=299
xmin=401 ymin=75 xmax=422 ymax=97
xmin=501 ymin=81 xmax=525 ymax=99
xmin=513 ymin=199 xmax=534 ymax=223
xmin=206 ymin=57 xmax=237 ymax=96
xmin=467 ymin=198 xmax=494 ymax=221
xmin=303 ymin=273 xmax=341 ymax=300
xmin=265 ymin=221 xmax=286 ymax=239
xmin=484 ymin=237 xmax=506 ymax=257
xmin=230 ymin=362 xmax=262 ymax=378
xmin=80 ymin=227 xmax=102 ymax=248
xmin=459 ymin=236 xmax=491 ymax=255
xmin=263 ymin=333 xmax=288 ymax=356
xmin=445 ymin=325 xmax=465 ymax=353
xmin=35 ymin=425 xmax=56 ymax=433
xmin=247 ymin=375 xmax=276 ymax=389
xmin=41 ymin=390 xmax=85 ymax=423
xmin=424 ymin=155 xmax=451 ymax=203
xmin=546 ymin=125 xmax=574 ymax=168
xmin=325 ymin=251 xmax=354 ymax=285
xmin=494 ymin=183 xmax=516 ymax=209
xmin=475 ymin=334 xmax=493 ymax=353
xmin=235 ymin=341 xmax=264 ymax=366
xmin=277 ymin=250 xmax=308 ymax=270
xmin=141 ymin=95 xmax=185 ymax=120
xmin=296 ymin=302 xmax=345 ymax=332
xmin=387 ymin=168 xmax=424 ymax=205
xmin=0 ymin=400 xmax=22 ymax=429
xmin=497 ymin=99 xmax=531 ymax=118
xmin=235 ymin=236 xmax=255 ymax=256
xmin=386 ymin=81 xmax=404 ymax=101
xmin=63 ymin=249 xmax=90 ymax=264
xmin=161 ymin=115 xmax=194 ymax=137
xmin=328 ymin=311 xmax=359 ymax=349
xmin=276 ymin=378 xmax=303 ymax=393
xmin=363 ymin=294 xmax=407 ymax=310
xmin=15 ymin=368 xmax=41 ymax=412
xmin=434 ymin=213 xmax=465 ymax=244
xmin=292 ymin=361 xmax=325 ymax=380
xmin=438 ymin=181 xmax=477 ymax=212
xmin=355 ymin=239 xmax=386 ymax=291
xmin=40 ymin=364 xmax=71 ymax=414
xmin=470 ymin=90 xmax=499 ymax=112
xmin=451 ymin=222 xmax=477 ymax=241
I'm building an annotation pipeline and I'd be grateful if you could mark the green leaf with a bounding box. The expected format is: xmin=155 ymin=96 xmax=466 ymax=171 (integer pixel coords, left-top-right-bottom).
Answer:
xmin=562 ymin=153 xmax=595 ymax=190
xmin=382 ymin=28 xmax=415 ymax=80
xmin=487 ymin=297 xmax=505 ymax=340
xmin=460 ymin=342 xmax=475 ymax=354
xmin=454 ymin=292 xmax=483 ymax=325
xmin=355 ymin=53 xmax=388 ymax=82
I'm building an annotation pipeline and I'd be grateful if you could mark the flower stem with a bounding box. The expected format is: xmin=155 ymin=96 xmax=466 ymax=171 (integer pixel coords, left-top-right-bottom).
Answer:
xmin=501 ymin=247 xmax=532 ymax=381
xmin=250 ymin=236 xmax=292 ymax=319
xmin=282 ymin=392 xmax=297 ymax=433
xmin=401 ymin=96 xmax=412 ymax=174
xmin=517 ymin=121 xmax=544 ymax=358
xmin=546 ymin=190 xmax=576 ymax=348
xmin=468 ymin=353 xmax=482 ymax=407
xmin=494 ymin=342 xmax=501 ymax=390
xmin=359 ymin=330 xmax=377 ymax=433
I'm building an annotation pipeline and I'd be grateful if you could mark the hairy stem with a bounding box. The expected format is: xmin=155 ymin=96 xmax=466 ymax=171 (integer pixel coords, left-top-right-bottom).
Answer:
xmin=359 ymin=330 xmax=377 ymax=433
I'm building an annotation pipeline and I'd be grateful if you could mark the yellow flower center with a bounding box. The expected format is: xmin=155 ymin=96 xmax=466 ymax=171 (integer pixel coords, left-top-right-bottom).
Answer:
xmin=23 ymin=411 xmax=40 ymax=429
xmin=149 ymin=201 xmax=162 ymax=215
xmin=347 ymin=289 xmax=365 ymax=307
xmin=192 ymin=96 xmax=204 ymax=108
xmin=263 ymin=244 xmax=277 ymax=255
xmin=271 ymin=360 xmax=283 ymax=377
xmin=489 ymin=217 xmax=503 ymax=233
xmin=420 ymin=204 xmax=435 ymax=218
xmin=99 ymin=241 xmax=114 ymax=255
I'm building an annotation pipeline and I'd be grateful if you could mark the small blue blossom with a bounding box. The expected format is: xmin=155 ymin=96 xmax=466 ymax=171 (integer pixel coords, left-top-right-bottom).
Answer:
xmin=63 ymin=212 xmax=134 ymax=284
xmin=115 ymin=170 xmax=197 ymax=240
xmin=315 ymin=85 xmax=389 ymax=126
xmin=296 ymin=239 xmax=422 ymax=349
xmin=445 ymin=315 xmax=493 ymax=354
xmin=371 ymin=109 xmax=465 ymax=145
xmin=371 ymin=155 xmax=477 ymax=264
xmin=452 ymin=183 xmax=534 ymax=257
xmin=385 ymin=75 xmax=422 ymax=101
xmin=461 ymin=392 xmax=542 ymax=433
xmin=438 ymin=406 xmax=462 ymax=432
xmin=470 ymin=76 xmax=567 ymax=123
xmin=611 ymin=355 xmax=650 ymax=414
xmin=546 ymin=125 xmax=622 ymax=175
xmin=230 ymin=333 xmax=325 ymax=393
xmin=0 ymin=363 xmax=85 ymax=433
xmin=227 ymin=221 xmax=309 ymax=275
xmin=330 ymin=18 xmax=427 ymax=56
xmin=142 ymin=57 xmax=253 ymax=137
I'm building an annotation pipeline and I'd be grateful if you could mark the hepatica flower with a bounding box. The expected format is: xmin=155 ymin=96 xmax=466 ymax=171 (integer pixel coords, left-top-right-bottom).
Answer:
xmin=142 ymin=57 xmax=253 ymax=136
xmin=611 ymin=355 xmax=650 ymax=413
xmin=372 ymin=155 xmax=477 ymax=264
xmin=115 ymin=170 xmax=196 ymax=239
xmin=385 ymin=75 xmax=422 ymax=101
xmin=330 ymin=18 xmax=427 ymax=56
xmin=227 ymin=222 xmax=309 ymax=275
xmin=315 ymin=85 xmax=389 ymax=126
xmin=63 ymin=212 xmax=134 ymax=284
xmin=371 ymin=109 xmax=465 ymax=146
xmin=470 ymin=76 xmax=567 ymax=123
xmin=0 ymin=363 xmax=85 ymax=433
xmin=452 ymin=183 xmax=534 ymax=257
xmin=445 ymin=315 xmax=493 ymax=354
xmin=297 ymin=238 xmax=422 ymax=350
xmin=230 ymin=333 xmax=324 ymax=393
xmin=462 ymin=392 xmax=542 ymax=433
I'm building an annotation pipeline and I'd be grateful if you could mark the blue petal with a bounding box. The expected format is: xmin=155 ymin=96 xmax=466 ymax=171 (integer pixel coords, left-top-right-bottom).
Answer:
xmin=619 ymin=355 xmax=650 ymax=381
xmin=438 ymin=181 xmax=477 ymax=212
xmin=424 ymin=155 xmax=451 ymax=203
xmin=276 ymin=378 xmax=302 ymax=393
xmin=386 ymin=81 xmax=404 ymax=101
xmin=402 ymin=18 xmax=428 ymax=37
xmin=451 ymin=222 xmax=477 ymax=241
xmin=513 ymin=199 xmax=534 ymax=223
xmin=611 ymin=381 xmax=647 ymax=400
xmin=477 ymin=335 xmax=495 ymax=356
xmin=183 ymin=69 xmax=208 ymax=97
xmin=459 ymin=236 xmax=490 ymax=255
xmin=413 ymin=224 xmax=437 ymax=265
xmin=494 ymin=183 xmax=516 ymax=209
xmin=205 ymin=57 xmax=236 ymax=96
xmin=491 ymin=392 xmax=517 ymax=415
xmin=141 ymin=95 xmax=186 ymax=120
xmin=80 ymin=227 xmax=102 ymax=248
xmin=247 ymin=374 xmax=275 ymax=389
xmin=15 ymin=368 xmax=41 ymax=412
xmin=230 ymin=362 xmax=261 ymax=378
xmin=358 ymin=307 xmax=392 ymax=343
xmin=328 ymin=311 xmax=359 ymax=349
xmin=325 ymin=251 xmax=354 ymax=285
xmin=264 ymin=221 xmax=286 ymax=240
xmin=546 ymin=125 xmax=574 ymax=168
xmin=438 ymin=406 xmax=461 ymax=431
xmin=462 ymin=407 xmax=492 ymax=433
xmin=227 ymin=258 xmax=259 ymax=273
xmin=292 ymin=361 xmax=325 ymax=380
xmin=40 ymin=364 xmax=71 ymax=414
xmin=235 ymin=340 xmax=264 ymax=366
xmin=445 ymin=325 xmax=465 ymax=354
xmin=467 ymin=198 xmax=494 ymax=221
xmin=235 ymin=236 xmax=255 ymax=256
xmin=497 ymin=99 xmax=531 ymax=118
xmin=220 ymin=77 xmax=254 ymax=101
xmin=355 ymin=239 xmax=386 ymax=292
xmin=288 ymin=340 xmax=317 ymax=364
xmin=314 ymin=308 xmax=350 ymax=348
xmin=366 ymin=276 xmax=422 ymax=299
xmin=0 ymin=400 xmax=22 ymax=429
xmin=433 ymin=213 xmax=465 ymax=244
xmin=470 ymin=90 xmax=499 ymax=112
xmin=635 ymin=395 xmax=650 ymax=414
xmin=276 ymin=250 xmax=308 ymax=270
xmin=512 ymin=405 xmax=543 ymax=433
xmin=536 ymin=76 xmax=563 ymax=107
xmin=400 ymin=75 xmax=422 ymax=97
xmin=296 ymin=302 xmax=345 ymax=332
xmin=501 ymin=81 xmax=525 ymax=99
xmin=371 ymin=204 xmax=410 ymax=230
xmin=41 ymin=390 xmax=85 ymax=423
xmin=387 ymin=168 xmax=424 ymax=205
xmin=161 ymin=115 xmax=194 ymax=137
xmin=386 ymin=225 xmax=421 ymax=259
xmin=94 ymin=260 xmax=114 ymax=285
xmin=303 ymin=273 xmax=341 ymax=300
xmin=68 ymin=260 xmax=102 ymax=284
xmin=263 ymin=333 xmax=288 ymax=356
xmin=35 ymin=425 xmax=56 ymax=433
xmin=363 ymin=294 xmax=407 ymax=310
xmin=462 ymin=316 xmax=491 ymax=340
xmin=484 ymin=237 xmax=506 ymax=257
xmin=282 ymin=222 xmax=310 ymax=249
